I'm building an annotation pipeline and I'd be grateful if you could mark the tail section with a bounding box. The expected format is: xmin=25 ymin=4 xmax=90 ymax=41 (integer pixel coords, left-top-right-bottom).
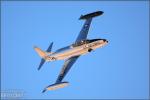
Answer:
xmin=34 ymin=42 xmax=53 ymax=70
xmin=34 ymin=47 xmax=47 ymax=58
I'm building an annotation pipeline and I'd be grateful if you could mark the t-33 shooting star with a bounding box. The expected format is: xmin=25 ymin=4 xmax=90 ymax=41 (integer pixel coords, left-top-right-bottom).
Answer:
xmin=34 ymin=11 xmax=108 ymax=93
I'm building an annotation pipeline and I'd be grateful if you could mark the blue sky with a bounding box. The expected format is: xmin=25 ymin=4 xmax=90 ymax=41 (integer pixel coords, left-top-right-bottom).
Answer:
xmin=1 ymin=1 xmax=149 ymax=99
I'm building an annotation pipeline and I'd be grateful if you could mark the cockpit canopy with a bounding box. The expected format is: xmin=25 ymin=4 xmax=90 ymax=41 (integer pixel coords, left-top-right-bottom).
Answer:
xmin=71 ymin=39 xmax=101 ymax=47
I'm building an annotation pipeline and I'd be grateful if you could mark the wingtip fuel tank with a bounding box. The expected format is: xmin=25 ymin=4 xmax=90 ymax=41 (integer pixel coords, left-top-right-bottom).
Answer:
xmin=42 ymin=82 xmax=69 ymax=93
xmin=79 ymin=11 xmax=104 ymax=20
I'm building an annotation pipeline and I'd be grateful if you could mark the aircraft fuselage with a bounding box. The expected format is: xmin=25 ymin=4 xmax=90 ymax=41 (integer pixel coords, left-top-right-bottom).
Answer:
xmin=45 ymin=39 xmax=108 ymax=61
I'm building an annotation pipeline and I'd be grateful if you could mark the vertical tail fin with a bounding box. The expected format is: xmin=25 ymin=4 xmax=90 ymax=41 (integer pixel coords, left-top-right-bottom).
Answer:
xmin=34 ymin=47 xmax=47 ymax=58
xmin=34 ymin=42 xmax=53 ymax=70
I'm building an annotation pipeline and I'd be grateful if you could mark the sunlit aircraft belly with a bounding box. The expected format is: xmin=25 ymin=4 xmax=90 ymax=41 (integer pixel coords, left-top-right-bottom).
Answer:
xmin=47 ymin=40 xmax=107 ymax=61
xmin=51 ymin=46 xmax=87 ymax=60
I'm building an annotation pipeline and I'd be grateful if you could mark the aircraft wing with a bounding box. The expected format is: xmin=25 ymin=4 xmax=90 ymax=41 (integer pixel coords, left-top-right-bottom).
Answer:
xmin=55 ymin=56 xmax=80 ymax=83
xmin=75 ymin=18 xmax=92 ymax=42
xmin=75 ymin=11 xmax=103 ymax=42
xmin=42 ymin=56 xmax=79 ymax=92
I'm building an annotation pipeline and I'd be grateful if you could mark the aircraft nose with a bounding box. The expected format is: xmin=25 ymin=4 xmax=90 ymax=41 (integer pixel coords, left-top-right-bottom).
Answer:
xmin=103 ymin=39 xmax=108 ymax=43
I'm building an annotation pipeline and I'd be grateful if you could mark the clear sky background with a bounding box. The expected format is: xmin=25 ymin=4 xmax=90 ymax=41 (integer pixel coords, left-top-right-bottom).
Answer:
xmin=1 ymin=1 xmax=149 ymax=99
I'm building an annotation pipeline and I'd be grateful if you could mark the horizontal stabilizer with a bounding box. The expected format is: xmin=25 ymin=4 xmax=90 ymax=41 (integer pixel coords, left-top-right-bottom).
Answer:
xmin=38 ymin=58 xmax=45 ymax=70
xmin=34 ymin=42 xmax=53 ymax=70
xmin=42 ymin=82 xmax=69 ymax=93
xmin=79 ymin=11 xmax=103 ymax=20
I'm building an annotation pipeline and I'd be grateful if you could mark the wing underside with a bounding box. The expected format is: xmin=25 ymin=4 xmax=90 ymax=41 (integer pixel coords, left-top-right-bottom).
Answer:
xmin=75 ymin=11 xmax=103 ymax=42
xmin=55 ymin=56 xmax=80 ymax=83
xmin=75 ymin=18 xmax=92 ymax=42
xmin=42 ymin=56 xmax=79 ymax=92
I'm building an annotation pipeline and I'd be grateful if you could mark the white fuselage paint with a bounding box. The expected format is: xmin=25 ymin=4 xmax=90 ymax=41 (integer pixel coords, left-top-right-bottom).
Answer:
xmin=45 ymin=40 xmax=108 ymax=61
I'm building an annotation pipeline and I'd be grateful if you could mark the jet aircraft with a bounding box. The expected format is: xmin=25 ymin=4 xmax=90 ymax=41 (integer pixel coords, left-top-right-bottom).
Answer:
xmin=34 ymin=11 xmax=108 ymax=93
